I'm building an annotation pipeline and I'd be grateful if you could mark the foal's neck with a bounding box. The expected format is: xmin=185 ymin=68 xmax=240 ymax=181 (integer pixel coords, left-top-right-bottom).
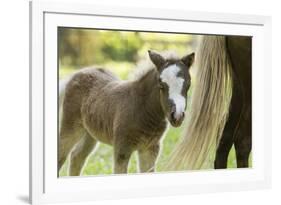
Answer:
xmin=134 ymin=69 xmax=165 ymax=123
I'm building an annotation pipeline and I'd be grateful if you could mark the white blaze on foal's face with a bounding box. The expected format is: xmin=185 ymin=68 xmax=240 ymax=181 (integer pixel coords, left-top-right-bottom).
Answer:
xmin=160 ymin=64 xmax=185 ymax=120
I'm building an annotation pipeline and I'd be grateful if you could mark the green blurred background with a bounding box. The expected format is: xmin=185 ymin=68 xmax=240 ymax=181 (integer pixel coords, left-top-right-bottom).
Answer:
xmin=58 ymin=28 xmax=250 ymax=176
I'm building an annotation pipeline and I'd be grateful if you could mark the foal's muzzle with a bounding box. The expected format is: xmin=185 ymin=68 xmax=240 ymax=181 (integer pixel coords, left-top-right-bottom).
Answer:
xmin=169 ymin=109 xmax=185 ymax=127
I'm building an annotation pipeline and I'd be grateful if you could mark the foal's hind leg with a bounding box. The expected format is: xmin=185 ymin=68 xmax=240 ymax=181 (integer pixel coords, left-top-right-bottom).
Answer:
xmin=69 ymin=133 xmax=97 ymax=176
xmin=58 ymin=121 xmax=85 ymax=172
xmin=138 ymin=143 xmax=160 ymax=172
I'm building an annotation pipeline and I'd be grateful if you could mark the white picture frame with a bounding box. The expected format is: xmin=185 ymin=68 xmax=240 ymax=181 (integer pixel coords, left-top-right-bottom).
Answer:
xmin=30 ymin=1 xmax=272 ymax=204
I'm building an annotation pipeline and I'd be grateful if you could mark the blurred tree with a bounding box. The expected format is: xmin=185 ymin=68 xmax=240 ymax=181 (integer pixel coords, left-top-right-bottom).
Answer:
xmin=58 ymin=28 xmax=194 ymax=69
xmin=100 ymin=31 xmax=143 ymax=62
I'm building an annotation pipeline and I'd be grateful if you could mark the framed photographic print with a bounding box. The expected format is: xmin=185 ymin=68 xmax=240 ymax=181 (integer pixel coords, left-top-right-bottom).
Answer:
xmin=30 ymin=1 xmax=272 ymax=204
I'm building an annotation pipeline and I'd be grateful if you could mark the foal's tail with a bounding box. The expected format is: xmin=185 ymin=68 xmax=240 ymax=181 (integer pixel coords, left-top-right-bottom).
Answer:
xmin=166 ymin=36 xmax=233 ymax=170
xmin=59 ymin=74 xmax=74 ymax=124
xmin=59 ymin=76 xmax=71 ymax=110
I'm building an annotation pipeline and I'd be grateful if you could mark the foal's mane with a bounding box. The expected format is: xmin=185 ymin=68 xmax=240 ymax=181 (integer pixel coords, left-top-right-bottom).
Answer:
xmin=129 ymin=51 xmax=180 ymax=81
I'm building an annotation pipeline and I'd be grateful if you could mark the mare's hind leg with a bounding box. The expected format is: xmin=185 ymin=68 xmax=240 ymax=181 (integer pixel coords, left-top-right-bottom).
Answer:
xmin=138 ymin=143 xmax=160 ymax=172
xmin=215 ymin=123 xmax=235 ymax=169
xmin=234 ymin=106 xmax=252 ymax=168
xmin=215 ymin=76 xmax=243 ymax=169
xmin=69 ymin=133 xmax=97 ymax=176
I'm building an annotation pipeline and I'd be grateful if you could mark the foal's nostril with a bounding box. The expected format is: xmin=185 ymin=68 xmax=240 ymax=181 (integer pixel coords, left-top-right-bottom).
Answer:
xmin=171 ymin=111 xmax=185 ymax=122
xmin=170 ymin=111 xmax=176 ymax=121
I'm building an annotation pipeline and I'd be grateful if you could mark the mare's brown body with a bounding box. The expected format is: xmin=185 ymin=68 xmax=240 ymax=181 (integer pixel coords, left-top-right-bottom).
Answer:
xmin=215 ymin=36 xmax=252 ymax=168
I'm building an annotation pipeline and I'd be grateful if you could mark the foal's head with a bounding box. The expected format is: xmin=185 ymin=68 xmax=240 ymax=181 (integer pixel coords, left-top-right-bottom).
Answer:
xmin=148 ymin=50 xmax=195 ymax=127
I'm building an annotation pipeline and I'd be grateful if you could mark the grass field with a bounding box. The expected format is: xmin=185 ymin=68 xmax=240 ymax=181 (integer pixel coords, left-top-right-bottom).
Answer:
xmin=59 ymin=64 xmax=252 ymax=176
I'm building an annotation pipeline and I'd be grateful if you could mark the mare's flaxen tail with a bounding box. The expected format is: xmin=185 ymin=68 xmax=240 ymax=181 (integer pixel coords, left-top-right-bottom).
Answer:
xmin=166 ymin=36 xmax=233 ymax=170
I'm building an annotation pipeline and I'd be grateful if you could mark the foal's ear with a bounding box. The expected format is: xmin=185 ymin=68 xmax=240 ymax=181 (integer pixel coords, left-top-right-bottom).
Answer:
xmin=181 ymin=52 xmax=195 ymax=68
xmin=148 ymin=50 xmax=165 ymax=70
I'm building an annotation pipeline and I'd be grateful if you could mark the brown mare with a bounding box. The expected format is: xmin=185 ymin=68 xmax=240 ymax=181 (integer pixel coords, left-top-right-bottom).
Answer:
xmin=215 ymin=36 xmax=252 ymax=169
xmin=167 ymin=36 xmax=252 ymax=170
xmin=58 ymin=51 xmax=195 ymax=175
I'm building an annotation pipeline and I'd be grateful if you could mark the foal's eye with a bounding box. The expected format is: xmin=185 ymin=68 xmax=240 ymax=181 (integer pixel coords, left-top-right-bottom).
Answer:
xmin=158 ymin=79 xmax=164 ymax=90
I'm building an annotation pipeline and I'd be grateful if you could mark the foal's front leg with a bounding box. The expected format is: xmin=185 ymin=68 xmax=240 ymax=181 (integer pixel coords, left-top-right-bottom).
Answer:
xmin=138 ymin=143 xmax=160 ymax=172
xmin=113 ymin=140 xmax=133 ymax=174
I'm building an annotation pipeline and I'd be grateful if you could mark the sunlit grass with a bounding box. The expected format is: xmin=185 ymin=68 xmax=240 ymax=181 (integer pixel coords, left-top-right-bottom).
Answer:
xmin=59 ymin=126 xmax=247 ymax=176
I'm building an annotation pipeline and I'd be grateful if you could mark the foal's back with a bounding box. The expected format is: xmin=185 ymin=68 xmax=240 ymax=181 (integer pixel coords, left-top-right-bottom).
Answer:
xmin=62 ymin=67 xmax=127 ymax=145
xmin=63 ymin=67 xmax=118 ymax=108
